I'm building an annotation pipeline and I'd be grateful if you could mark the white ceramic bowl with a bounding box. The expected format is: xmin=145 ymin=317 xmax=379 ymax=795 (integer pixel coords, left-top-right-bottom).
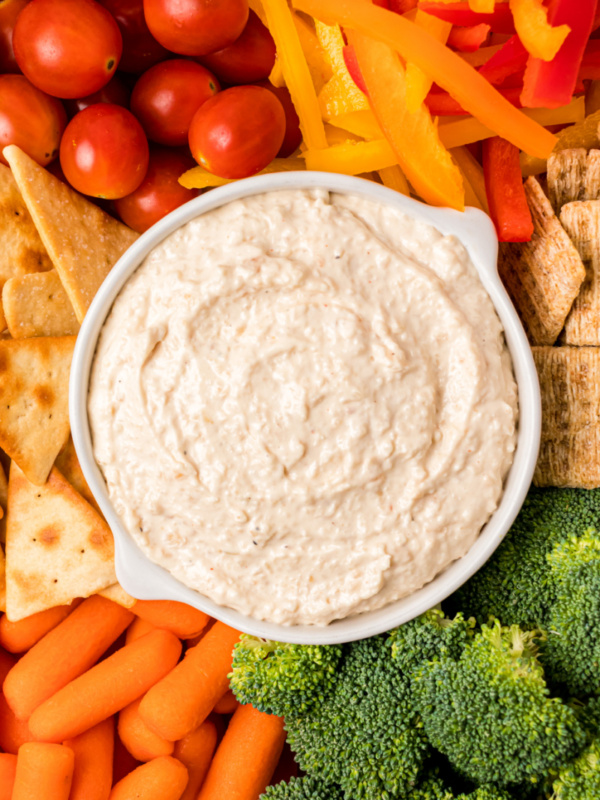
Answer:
xmin=70 ymin=171 xmax=541 ymax=645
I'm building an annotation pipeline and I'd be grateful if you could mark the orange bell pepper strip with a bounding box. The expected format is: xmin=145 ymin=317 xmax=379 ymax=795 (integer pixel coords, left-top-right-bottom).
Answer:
xmin=315 ymin=21 xmax=368 ymax=120
xmin=405 ymin=11 xmax=452 ymax=112
xmin=302 ymin=139 xmax=398 ymax=174
xmin=261 ymin=0 xmax=327 ymax=151
xmin=348 ymin=31 xmax=464 ymax=210
xmin=292 ymin=0 xmax=557 ymax=158
xmin=509 ymin=0 xmax=570 ymax=61
xmin=450 ymin=146 xmax=489 ymax=212
xmin=378 ymin=165 xmax=410 ymax=195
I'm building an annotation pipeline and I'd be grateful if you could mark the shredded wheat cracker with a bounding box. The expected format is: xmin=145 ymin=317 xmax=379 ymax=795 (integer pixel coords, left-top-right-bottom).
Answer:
xmin=560 ymin=200 xmax=600 ymax=344
xmin=547 ymin=149 xmax=600 ymax=213
xmin=3 ymin=270 xmax=79 ymax=338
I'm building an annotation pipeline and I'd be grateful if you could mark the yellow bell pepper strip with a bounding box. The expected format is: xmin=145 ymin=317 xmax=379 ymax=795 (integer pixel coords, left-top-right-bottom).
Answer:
xmin=328 ymin=110 xmax=384 ymax=140
xmin=520 ymin=107 xmax=600 ymax=176
xmin=268 ymin=59 xmax=286 ymax=88
xmin=509 ymin=0 xmax=570 ymax=62
xmin=378 ymin=165 xmax=410 ymax=195
xmin=293 ymin=13 xmax=333 ymax=94
xmin=292 ymin=0 xmax=557 ymax=158
xmin=348 ymin=31 xmax=464 ymax=209
xmin=179 ymin=158 xmax=305 ymax=190
xmin=261 ymin=0 xmax=327 ymax=151
xmin=324 ymin=124 xmax=362 ymax=146
xmin=315 ymin=21 xmax=369 ymax=120
xmin=450 ymin=146 xmax=489 ymax=212
xmin=302 ymin=139 xmax=398 ymax=174
xmin=405 ymin=11 xmax=452 ymax=112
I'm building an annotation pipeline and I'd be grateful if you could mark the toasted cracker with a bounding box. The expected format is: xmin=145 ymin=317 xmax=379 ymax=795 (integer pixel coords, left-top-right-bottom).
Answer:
xmin=560 ymin=201 xmax=600 ymax=345
xmin=533 ymin=346 xmax=600 ymax=489
xmin=0 ymin=337 xmax=75 ymax=485
xmin=498 ymin=177 xmax=586 ymax=345
xmin=3 ymin=146 xmax=138 ymax=323
xmin=5 ymin=463 xmax=116 ymax=621
xmin=3 ymin=270 xmax=79 ymax=339
xmin=54 ymin=436 xmax=101 ymax=515
xmin=98 ymin=582 xmax=136 ymax=608
xmin=585 ymin=149 xmax=600 ymax=199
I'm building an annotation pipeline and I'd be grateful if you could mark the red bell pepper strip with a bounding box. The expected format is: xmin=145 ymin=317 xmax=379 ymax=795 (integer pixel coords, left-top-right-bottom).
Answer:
xmin=426 ymin=85 xmax=523 ymax=115
xmin=578 ymin=40 xmax=600 ymax=81
xmin=372 ymin=0 xmax=389 ymax=7
xmin=419 ymin=2 xmax=516 ymax=34
xmin=342 ymin=44 xmax=368 ymax=93
xmin=521 ymin=0 xmax=597 ymax=109
xmin=482 ymin=136 xmax=534 ymax=242
xmin=388 ymin=0 xmax=418 ymax=12
xmin=478 ymin=35 xmax=529 ymax=84
xmin=447 ymin=23 xmax=491 ymax=52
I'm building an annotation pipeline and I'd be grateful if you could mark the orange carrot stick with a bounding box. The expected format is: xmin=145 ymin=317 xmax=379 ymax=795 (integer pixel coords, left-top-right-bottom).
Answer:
xmin=28 ymin=629 xmax=182 ymax=743
xmin=131 ymin=601 xmax=210 ymax=640
xmin=64 ymin=718 xmax=114 ymax=800
xmin=173 ymin=719 xmax=218 ymax=800
xmin=125 ymin=617 xmax=155 ymax=645
xmin=112 ymin=736 xmax=141 ymax=786
xmin=197 ymin=704 xmax=286 ymax=800
xmin=0 ymin=602 xmax=76 ymax=654
xmin=12 ymin=743 xmax=74 ymax=800
xmin=109 ymin=756 xmax=188 ymax=800
xmin=4 ymin=596 xmax=134 ymax=721
xmin=0 ymin=753 xmax=17 ymax=800
xmin=118 ymin=697 xmax=174 ymax=762
xmin=139 ymin=622 xmax=241 ymax=742
xmin=213 ymin=689 xmax=239 ymax=715
xmin=0 ymin=648 xmax=34 ymax=755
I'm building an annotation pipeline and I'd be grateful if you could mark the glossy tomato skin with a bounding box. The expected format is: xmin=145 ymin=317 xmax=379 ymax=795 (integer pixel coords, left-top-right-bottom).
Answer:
xmin=143 ymin=0 xmax=249 ymax=57
xmin=13 ymin=0 xmax=123 ymax=98
xmin=0 ymin=0 xmax=29 ymax=73
xmin=198 ymin=11 xmax=275 ymax=85
xmin=256 ymin=81 xmax=301 ymax=157
xmin=98 ymin=0 xmax=168 ymax=73
xmin=188 ymin=85 xmax=285 ymax=179
xmin=115 ymin=147 xmax=198 ymax=232
xmin=0 ymin=75 xmax=66 ymax=166
xmin=131 ymin=60 xmax=219 ymax=146
xmin=64 ymin=74 xmax=130 ymax=117
xmin=60 ymin=104 xmax=149 ymax=199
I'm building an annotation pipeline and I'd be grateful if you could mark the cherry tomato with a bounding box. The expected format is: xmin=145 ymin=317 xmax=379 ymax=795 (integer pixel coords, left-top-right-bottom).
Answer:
xmin=98 ymin=0 xmax=168 ymax=73
xmin=0 ymin=75 xmax=66 ymax=166
xmin=115 ymin=147 xmax=198 ymax=232
xmin=256 ymin=82 xmax=302 ymax=158
xmin=64 ymin=74 xmax=130 ymax=118
xmin=131 ymin=60 xmax=219 ymax=147
xmin=13 ymin=0 xmax=123 ymax=99
xmin=143 ymin=0 xmax=248 ymax=56
xmin=0 ymin=0 xmax=28 ymax=73
xmin=188 ymin=85 xmax=285 ymax=179
xmin=198 ymin=11 xmax=275 ymax=85
xmin=60 ymin=104 xmax=149 ymax=198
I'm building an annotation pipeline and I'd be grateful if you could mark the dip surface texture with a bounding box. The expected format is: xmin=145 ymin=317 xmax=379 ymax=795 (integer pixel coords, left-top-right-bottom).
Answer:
xmin=89 ymin=189 xmax=518 ymax=626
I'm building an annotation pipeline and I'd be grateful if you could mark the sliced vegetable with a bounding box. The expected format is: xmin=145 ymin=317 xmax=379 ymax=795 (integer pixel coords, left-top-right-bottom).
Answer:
xmin=405 ymin=11 xmax=452 ymax=112
xmin=378 ymin=165 xmax=410 ymax=195
xmin=426 ymin=85 xmax=522 ymax=114
xmin=292 ymin=11 xmax=332 ymax=94
xmin=509 ymin=0 xmax=570 ymax=61
xmin=450 ymin=145 xmax=489 ymax=211
xmin=478 ymin=34 xmax=529 ymax=84
xmin=447 ymin=23 xmax=490 ymax=52
xmin=483 ymin=135 xmax=533 ymax=241
xmin=519 ymin=107 xmax=600 ymax=176
xmin=315 ymin=20 xmax=368 ymax=120
xmin=579 ymin=40 xmax=600 ymax=82
xmin=459 ymin=43 xmax=503 ymax=66
xmin=419 ymin=2 xmax=516 ymax=34
xmin=328 ymin=109 xmax=383 ymax=140
xmin=179 ymin=157 xmax=305 ymax=190
xmin=303 ymin=139 xmax=398 ymax=174
xmin=342 ymin=44 xmax=367 ymax=94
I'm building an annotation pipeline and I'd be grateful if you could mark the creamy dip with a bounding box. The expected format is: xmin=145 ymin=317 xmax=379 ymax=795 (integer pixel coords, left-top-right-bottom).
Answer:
xmin=89 ymin=189 xmax=518 ymax=626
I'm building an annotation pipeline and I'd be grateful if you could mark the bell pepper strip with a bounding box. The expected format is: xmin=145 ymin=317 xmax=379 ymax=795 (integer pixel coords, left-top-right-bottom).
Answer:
xmin=324 ymin=124 xmax=362 ymax=146
xmin=579 ymin=41 xmax=600 ymax=81
xmin=261 ymin=0 xmax=328 ymax=151
xmin=302 ymin=139 xmax=398 ymax=174
xmin=483 ymin=136 xmax=533 ymax=241
xmin=468 ymin=0 xmax=495 ymax=11
xmin=509 ymin=0 xmax=570 ymax=61
xmin=426 ymin=85 xmax=522 ymax=114
xmin=447 ymin=23 xmax=491 ymax=52
xmin=315 ymin=21 xmax=369 ymax=120
xmin=179 ymin=158 xmax=305 ymax=190
xmin=586 ymin=78 xmax=600 ymax=116
xmin=478 ymin=34 xmax=529 ymax=84
xmin=248 ymin=0 xmax=267 ymax=24
xmin=459 ymin=43 xmax=503 ymax=66
xmin=328 ymin=110 xmax=384 ymax=140
xmin=342 ymin=45 xmax=368 ymax=94
xmin=293 ymin=0 xmax=557 ymax=158
xmin=268 ymin=59 xmax=285 ymax=88
xmin=450 ymin=145 xmax=489 ymax=211
xmin=519 ymin=106 xmax=600 ymax=176
xmin=405 ymin=11 xmax=452 ymax=112
xmin=348 ymin=30 xmax=465 ymax=209
xmin=418 ymin=2 xmax=515 ymax=34
xmin=293 ymin=13 xmax=334 ymax=94
xmin=389 ymin=0 xmax=418 ymax=12
xmin=378 ymin=165 xmax=410 ymax=194
xmin=521 ymin=0 xmax=596 ymax=108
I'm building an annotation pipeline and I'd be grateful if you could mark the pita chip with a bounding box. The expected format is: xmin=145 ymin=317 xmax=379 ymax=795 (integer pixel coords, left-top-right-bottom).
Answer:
xmin=54 ymin=435 xmax=101 ymax=514
xmin=5 ymin=463 xmax=116 ymax=621
xmin=0 ymin=336 xmax=75 ymax=485
xmin=98 ymin=582 xmax=136 ymax=608
xmin=0 ymin=545 xmax=5 ymax=613
xmin=560 ymin=201 xmax=600 ymax=345
xmin=3 ymin=270 xmax=79 ymax=339
xmin=3 ymin=145 xmax=138 ymax=323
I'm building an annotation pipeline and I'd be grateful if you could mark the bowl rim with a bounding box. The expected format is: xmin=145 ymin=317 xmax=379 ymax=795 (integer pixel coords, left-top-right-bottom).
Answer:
xmin=70 ymin=170 xmax=541 ymax=644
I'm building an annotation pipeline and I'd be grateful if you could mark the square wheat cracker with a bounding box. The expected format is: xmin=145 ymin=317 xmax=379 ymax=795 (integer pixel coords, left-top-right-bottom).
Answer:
xmin=560 ymin=200 xmax=600 ymax=345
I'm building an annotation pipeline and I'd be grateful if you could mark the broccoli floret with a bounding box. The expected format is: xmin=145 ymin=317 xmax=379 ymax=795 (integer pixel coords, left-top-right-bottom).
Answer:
xmin=413 ymin=620 xmax=587 ymax=787
xmin=405 ymin=776 xmax=454 ymax=800
xmin=456 ymin=788 xmax=513 ymax=800
xmin=260 ymin=776 xmax=344 ymax=800
xmin=229 ymin=636 xmax=342 ymax=717
xmin=285 ymin=634 xmax=430 ymax=800
xmin=390 ymin=610 xmax=475 ymax=676
xmin=551 ymin=739 xmax=600 ymax=800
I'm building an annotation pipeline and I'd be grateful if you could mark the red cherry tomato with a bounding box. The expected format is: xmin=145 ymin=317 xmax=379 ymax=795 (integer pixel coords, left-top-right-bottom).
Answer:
xmin=115 ymin=148 xmax=199 ymax=232
xmin=131 ymin=60 xmax=219 ymax=147
xmin=60 ymin=104 xmax=149 ymax=199
xmin=64 ymin=75 xmax=130 ymax=118
xmin=0 ymin=75 xmax=66 ymax=166
xmin=188 ymin=85 xmax=285 ymax=179
xmin=0 ymin=0 xmax=29 ymax=73
xmin=98 ymin=0 xmax=168 ymax=74
xmin=143 ymin=0 xmax=249 ymax=56
xmin=198 ymin=11 xmax=275 ymax=85
xmin=13 ymin=0 xmax=123 ymax=99
xmin=256 ymin=82 xmax=302 ymax=158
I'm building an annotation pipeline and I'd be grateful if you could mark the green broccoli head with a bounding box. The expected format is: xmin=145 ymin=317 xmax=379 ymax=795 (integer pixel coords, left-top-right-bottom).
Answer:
xmin=551 ymin=739 xmax=600 ymax=800
xmin=405 ymin=776 xmax=454 ymax=800
xmin=456 ymin=788 xmax=514 ymax=800
xmin=390 ymin=610 xmax=475 ymax=676
xmin=286 ymin=634 xmax=430 ymax=800
xmin=413 ymin=620 xmax=587 ymax=787
xmin=260 ymin=776 xmax=344 ymax=800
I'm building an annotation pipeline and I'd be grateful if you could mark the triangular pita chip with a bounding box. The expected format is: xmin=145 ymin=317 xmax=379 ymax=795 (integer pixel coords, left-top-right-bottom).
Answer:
xmin=98 ymin=582 xmax=136 ymax=608
xmin=3 ymin=146 xmax=138 ymax=323
xmin=3 ymin=270 xmax=79 ymax=338
xmin=0 ymin=336 xmax=75 ymax=484
xmin=54 ymin=436 xmax=101 ymax=514
xmin=5 ymin=463 xmax=116 ymax=621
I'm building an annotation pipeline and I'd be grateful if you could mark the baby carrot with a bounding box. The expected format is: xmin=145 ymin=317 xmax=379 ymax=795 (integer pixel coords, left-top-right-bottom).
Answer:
xmin=173 ymin=719 xmax=218 ymax=800
xmin=125 ymin=617 xmax=155 ymax=645
xmin=0 ymin=648 xmax=33 ymax=754
xmin=213 ymin=689 xmax=239 ymax=715
xmin=28 ymin=629 xmax=182 ymax=743
xmin=197 ymin=704 xmax=286 ymax=800
xmin=112 ymin=735 xmax=141 ymax=785
xmin=0 ymin=602 xmax=75 ymax=653
xmin=0 ymin=753 xmax=17 ymax=800
xmin=64 ymin=717 xmax=114 ymax=800
xmin=109 ymin=756 xmax=188 ymax=800
xmin=4 ymin=596 xmax=134 ymax=720
xmin=12 ymin=742 xmax=74 ymax=800
xmin=131 ymin=601 xmax=210 ymax=639
xmin=118 ymin=697 xmax=174 ymax=762
xmin=139 ymin=622 xmax=241 ymax=741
